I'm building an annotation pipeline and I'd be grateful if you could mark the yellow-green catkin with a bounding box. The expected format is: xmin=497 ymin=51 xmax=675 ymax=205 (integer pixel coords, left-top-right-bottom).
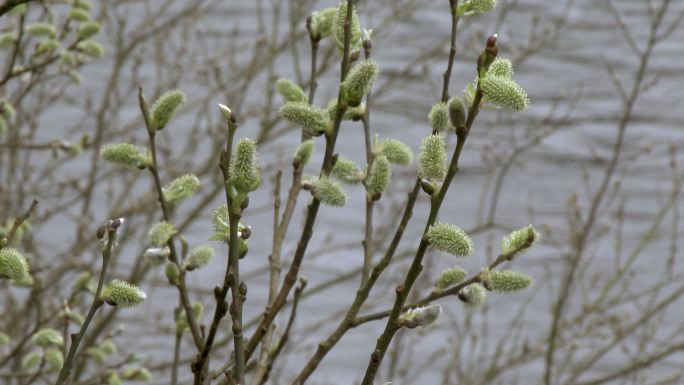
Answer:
xmin=366 ymin=155 xmax=391 ymax=195
xmin=32 ymin=328 xmax=63 ymax=348
xmin=501 ymin=224 xmax=540 ymax=255
xmin=293 ymin=139 xmax=314 ymax=167
xmin=280 ymin=102 xmax=329 ymax=136
xmin=230 ymin=138 xmax=261 ymax=193
xmin=311 ymin=176 xmax=347 ymax=207
xmin=163 ymin=174 xmax=200 ymax=204
xmin=489 ymin=270 xmax=532 ymax=293
xmin=480 ymin=75 xmax=529 ymax=111
xmin=276 ymin=78 xmax=307 ymax=103
xmin=435 ymin=266 xmax=468 ymax=291
xmin=123 ymin=368 xmax=152 ymax=381
xmin=448 ymin=96 xmax=467 ymax=128
xmin=332 ymin=157 xmax=363 ymax=184
xmin=26 ymin=23 xmax=56 ymax=37
xmin=334 ymin=1 xmax=362 ymax=53
xmin=418 ymin=134 xmax=447 ymax=182
xmin=426 ymin=222 xmax=474 ymax=257
xmin=398 ymin=304 xmax=442 ymax=328
xmin=100 ymin=143 xmax=145 ymax=168
xmin=0 ymin=248 xmax=29 ymax=281
xmin=101 ymin=279 xmax=146 ymax=308
xmin=77 ymin=40 xmax=105 ymax=59
xmin=488 ymin=58 xmax=513 ymax=78
xmin=77 ymin=21 xmax=100 ymax=39
xmin=378 ymin=138 xmax=413 ymax=166
xmin=428 ymin=102 xmax=449 ymax=132
xmin=184 ymin=245 xmax=214 ymax=271
xmin=460 ymin=283 xmax=486 ymax=306
xmin=148 ymin=221 xmax=177 ymax=247
xmin=150 ymin=89 xmax=185 ymax=130
xmin=309 ymin=7 xmax=337 ymax=39
xmin=341 ymin=59 xmax=379 ymax=107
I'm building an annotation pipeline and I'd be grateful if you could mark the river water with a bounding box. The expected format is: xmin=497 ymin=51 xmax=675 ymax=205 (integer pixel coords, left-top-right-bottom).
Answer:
xmin=15 ymin=0 xmax=684 ymax=384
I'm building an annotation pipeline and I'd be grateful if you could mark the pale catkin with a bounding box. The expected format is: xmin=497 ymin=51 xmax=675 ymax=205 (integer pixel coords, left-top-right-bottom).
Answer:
xmin=426 ymin=222 xmax=474 ymax=257
xmin=366 ymin=155 xmax=391 ymax=194
xmin=418 ymin=134 xmax=448 ymax=182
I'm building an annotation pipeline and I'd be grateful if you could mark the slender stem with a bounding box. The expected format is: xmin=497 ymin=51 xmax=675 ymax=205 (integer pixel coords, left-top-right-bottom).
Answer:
xmin=55 ymin=229 xmax=116 ymax=385
xmin=361 ymin=42 xmax=374 ymax=288
xmin=171 ymin=330 xmax=181 ymax=385
xmin=441 ymin=0 xmax=460 ymax=103
xmin=2 ymin=199 xmax=38 ymax=247
xmin=138 ymin=88 xmax=203 ymax=349
xmin=241 ymin=0 xmax=356 ymax=366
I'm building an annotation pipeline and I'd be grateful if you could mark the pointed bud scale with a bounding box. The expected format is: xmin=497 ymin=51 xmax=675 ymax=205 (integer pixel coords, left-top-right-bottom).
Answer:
xmin=398 ymin=304 xmax=442 ymax=328
xmin=31 ymin=328 xmax=64 ymax=348
xmin=150 ymin=89 xmax=185 ymax=130
xmin=101 ymin=279 xmax=147 ymax=308
xmin=426 ymin=222 xmax=474 ymax=257
xmin=293 ymin=139 xmax=314 ymax=167
xmin=490 ymin=270 xmax=532 ymax=293
xmin=366 ymin=155 xmax=391 ymax=195
xmin=501 ymin=225 xmax=540 ymax=255
xmin=184 ymin=245 xmax=214 ymax=271
xmin=163 ymin=174 xmax=200 ymax=204
xmin=0 ymin=248 xmax=29 ymax=281
xmin=435 ymin=266 xmax=468 ymax=291
xmin=276 ymin=78 xmax=308 ymax=103
xmin=148 ymin=221 xmax=177 ymax=247
xmin=341 ymin=59 xmax=379 ymax=107
xmin=230 ymin=138 xmax=261 ymax=193
xmin=332 ymin=156 xmax=364 ymax=184
xmin=378 ymin=139 xmax=413 ymax=166
xmin=448 ymin=96 xmax=467 ymax=128
xmin=101 ymin=143 xmax=145 ymax=168
xmin=480 ymin=75 xmax=529 ymax=111
xmin=428 ymin=102 xmax=449 ymax=132
xmin=311 ymin=176 xmax=347 ymax=207
xmin=459 ymin=283 xmax=487 ymax=306
xmin=418 ymin=134 xmax=447 ymax=182
xmin=280 ymin=102 xmax=329 ymax=135
xmin=217 ymin=103 xmax=233 ymax=121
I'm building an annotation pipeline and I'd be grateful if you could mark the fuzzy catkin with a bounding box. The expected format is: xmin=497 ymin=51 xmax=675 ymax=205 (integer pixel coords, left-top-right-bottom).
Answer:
xmin=426 ymin=222 xmax=474 ymax=257
xmin=341 ymin=59 xmax=379 ymax=107
xmin=480 ymin=75 xmax=529 ymax=111
xmin=489 ymin=270 xmax=532 ymax=293
xmin=230 ymin=138 xmax=261 ymax=193
xmin=428 ymin=102 xmax=450 ymax=132
xmin=163 ymin=174 xmax=200 ymax=204
xmin=150 ymin=89 xmax=185 ymax=130
xmin=418 ymin=134 xmax=448 ymax=182
xmin=378 ymin=138 xmax=413 ymax=166
xmin=280 ymin=102 xmax=329 ymax=135
xmin=101 ymin=279 xmax=146 ymax=308
xmin=366 ymin=155 xmax=391 ymax=194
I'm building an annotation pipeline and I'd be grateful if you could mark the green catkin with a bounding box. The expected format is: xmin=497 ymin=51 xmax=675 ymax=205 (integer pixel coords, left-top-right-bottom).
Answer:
xmin=100 ymin=339 xmax=117 ymax=355
xmin=101 ymin=143 xmax=145 ymax=168
xmin=469 ymin=0 xmax=497 ymax=14
xmin=32 ymin=329 xmax=63 ymax=348
xmin=148 ymin=221 xmax=177 ymax=247
xmin=460 ymin=283 xmax=487 ymax=306
xmin=165 ymin=262 xmax=180 ymax=284
xmin=107 ymin=372 xmax=122 ymax=385
xmin=44 ymin=348 xmax=64 ymax=371
xmin=276 ymin=79 xmax=308 ymax=103
xmin=77 ymin=21 xmax=100 ymax=39
xmin=426 ymin=222 xmax=474 ymax=257
xmin=332 ymin=157 xmax=363 ymax=184
xmin=398 ymin=305 xmax=442 ymax=328
xmin=334 ymin=1 xmax=362 ymax=53
xmin=310 ymin=7 xmax=337 ymax=39
xmin=77 ymin=40 xmax=105 ymax=59
xmin=176 ymin=302 xmax=203 ymax=333
xmin=36 ymin=39 xmax=59 ymax=53
xmin=366 ymin=155 xmax=391 ymax=195
xmin=490 ymin=270 xmax=532 ymax=293
xmin=101 ymin=279 xmax=146 ymax=308
xmin=150 ymin=89 xmax=185 ymax=130
xmin=184 ymin=245 xmax=214 ymax=271
xmin=87 ymin=347 xmax=106 ymax=364
xmin=448 ymin=96 xmax=467 ymax=128
xmin=0 ymin=32 xmax=17 ymax=48
xmin=0 ymin=332 xmax=10 ymax=347
xmin=418 ymin=134 xmax=447 ymax=182
xmin=378 ymin=139 xmax=413 ymax=166
xmin=230 ymin=138 xmax=261 ymax=193
xmin=341 ymin=59 xmax=379 ymax=107
xmin=22 ymin=353 xmax=41 ymax=370
xmin=488 ymin=57 xmax=513 ymax=78
xmin=435 ymin=266 xmax=468 ymax=291
xmin=501 ymin=224 xmax=540 ymax=254
xmin=68 ymin=8 xmax=90 ymax=22
xmin=163 ymin=174 xmax=200 ymax=204
xmin=480 ymin=75 xmax=529 ymax=111
xmin=280 ymin=102 xmax=329 ymax=135
xmin=326 ymin=99 xmax=365 ymax=121
xmin=293 ymin=139 xmax=314 ymax=167
xmin=26 ymin=23 xmax=56 ymax=37
xmin=428 ymin=102 xmax=450 ymax=132
xmin=311 ymin=177 xmax=347 ymax=207
xmin=211 ymin=203 xmax=231 ymax=234
xmin=123 ymin=368 xmax=152 ymax=381
xmin=0 ymin=248 xmax=29 ymax=281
